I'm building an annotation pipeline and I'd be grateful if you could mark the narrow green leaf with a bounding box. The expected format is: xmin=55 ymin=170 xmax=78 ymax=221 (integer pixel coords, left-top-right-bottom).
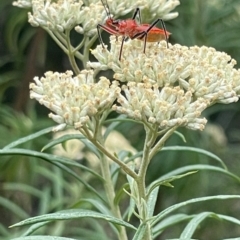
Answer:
xmin=223 ymin=238 xmax=240 ymax=240
xmin=216 ymin=214 xmax=240 ymax=225
xmin=147 ymin=171 xmax=197 ymax=197
xmin=11 ymin=236 xmax=77 ymax=240
xmin=0 ymin=223 xmax=11 ymax=237
xmin=0 ymin=149 xmax=105 ymax=202
xmin=3 ymin=126 xmax=54 ymax=150
xmin=3 ymin=183 xmax=42 ymax=198
xmin=173 ymin=131 xmax=186 ymax=143
xmin=180 ymin=212 xmax=240 ymax=238
xmin=152 ymin=195 xmax=240 ymax=226
xmin=80 ymin=138 xmax=101 ymax=159
xmin=158 ymin=164 xmax=240 ymax=183
xmin=0 ymin=196 xmax=29 ymax=219
xmin=180 ymin=212 xmax=214 ymax=238
xmin=0 ymin=148 xmax=103 ymax=180
xmin=48 ymin=162 xmax=106 ymax=204
xmin=161 ymin=146 xmax=227 ymax=169
xmin=10 ymin=209 xmax=136 ymax=230
xmin=103 ymin=115 xmax=127 ymax=140
xmin=21 ymin=222 xmax=51 ymax=237
xmin=147 ymin=187 xmax=159 ymax=218
xmin=132 ymin=223 xmax=147 ymax=240
xmin=114 ymin=183 xmax=130 ymax=206
xmin=41 ymin=134 xmax=85 ymax=152
xmin=153 ymin=214 xmax=192 ymax=238
xmin=73 ymin=199 xmax=111 ymax=215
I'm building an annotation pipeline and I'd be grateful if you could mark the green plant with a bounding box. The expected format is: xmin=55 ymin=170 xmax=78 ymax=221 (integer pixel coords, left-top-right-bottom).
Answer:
xmin=1 ymin=0 xmax=240 ymax=239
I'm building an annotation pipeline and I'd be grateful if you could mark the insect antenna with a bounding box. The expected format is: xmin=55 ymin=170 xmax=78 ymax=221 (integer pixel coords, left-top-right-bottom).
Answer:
xmin=100 ymin=0 xmax=112 ymax=19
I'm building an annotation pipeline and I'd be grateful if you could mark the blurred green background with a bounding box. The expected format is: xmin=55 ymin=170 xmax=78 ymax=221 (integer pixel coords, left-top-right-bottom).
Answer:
xmin=1 ymin=0 xmax=240 ymax=239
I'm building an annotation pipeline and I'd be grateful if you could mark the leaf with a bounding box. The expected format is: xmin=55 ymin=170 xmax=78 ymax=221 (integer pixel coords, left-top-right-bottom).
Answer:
xmin=161 ymin=146 xmax=227 ymax=169
xmin=21 ymin=222 xmax=50 ymax=237
xmin=132 ymin=223 xmax=147 ymax=240
xmin=114 ymin=183 xmax=130 ymax=206
xmin=10 ymin=209 xmax=136 ymax=230
xmin=153 ymin=214 xmax=192 ymax=238
xmin=0 ymin=148 xmax=106 ymax=202
xmin=180 ymin=212 xmax=214 ymax=238
xmin=0 ymin=148 xmax=103 ymax=180
xmin=147 ymin=171 xmax=197 ymax=197
xmin=3 ymin=126 xmax=54 ymax=150
xmin=72 ymin=199 xmax=111 ymax=215
xmin=11 ymin=236 xmax=78 ymax=240
xmin=0 ymin=196 xmax=29 ymax=219
xmin=173 ymin=131 xmax=186 ymax=143
xmin=41 ymin=134 xmax=85 ymax=152
xmin=152 ymin=195 xmax=240 ymax=226
xmin=3 ymin=183 xmax=42 ymax=198
xmin=103 ymin=115 xmax=127 ymax=140
xmin=147 ymin=186 xmax=159 ymax=218
xmin=180 ymin=212 xmax=240 ymax=238
xmin=158 ymin=164 xmax=240 ymax=183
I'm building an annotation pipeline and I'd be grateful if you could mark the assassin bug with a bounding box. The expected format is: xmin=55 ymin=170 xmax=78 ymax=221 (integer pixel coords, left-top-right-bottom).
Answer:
xmin=97 ymin=0 xmax=170 ymax=60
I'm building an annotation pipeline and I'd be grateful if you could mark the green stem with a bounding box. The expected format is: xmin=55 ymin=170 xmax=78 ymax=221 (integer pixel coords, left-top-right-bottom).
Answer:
xmin=149 ymin=126 xmax=177 ymax=160
xmin=135 ymin=126 xmax=177 ymax=240
xmin=134 ymin=126 xmax=157 ymax=240
xmin=81 ymin=125 xmax=128 ymax=240
xmin=137 ymin=126 xmax=157 ymax=199
xmin=46 ymin=29 xmax=68 ymax=54
xmin=66 ymin=30 xmax=81 ymax=75
xmin=100 ymin=154 xmax=128 ymax=240
xmin=81 ymin=126 xmax=137 ymax=180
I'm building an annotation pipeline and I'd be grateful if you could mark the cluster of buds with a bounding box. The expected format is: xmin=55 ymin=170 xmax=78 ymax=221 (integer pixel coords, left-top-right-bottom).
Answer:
xmin=30 ymin=70 xmax=120 ymax=131
xmin=89 ymin=36 xmax=240 ymax=130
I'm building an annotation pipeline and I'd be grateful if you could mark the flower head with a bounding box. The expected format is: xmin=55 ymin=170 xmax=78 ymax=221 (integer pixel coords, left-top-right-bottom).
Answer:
xmin=30 ymin=70 xmax=120 ymax=130
xmin=13 ymin=0 xmax=32 ymax=8
xmin=27 ymin=0 xmax=104 ymax=34
xmin=89 ymin=36 xmax=240 ymax=130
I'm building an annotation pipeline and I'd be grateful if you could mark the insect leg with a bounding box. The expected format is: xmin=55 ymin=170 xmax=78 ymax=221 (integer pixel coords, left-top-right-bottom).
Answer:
xmin=97 ymin=24 xmax=105 ymax=49
xmin=97 ymin=23 xmax=120 ymax=49
xmin=132 ymin=18 xmax=169 ymax=53
xmin=132 ymin=7 xmax=141 ymax=23
xmin=119 ymin=36 xmax=126 ymax=61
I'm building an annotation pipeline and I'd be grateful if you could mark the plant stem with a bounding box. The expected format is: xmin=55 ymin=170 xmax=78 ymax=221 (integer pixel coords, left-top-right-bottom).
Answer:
xmin=135 ymin=126 xmax=177 ymax=239
xmin=137 ymin=126 xmax=157 ymax=199
xmin=82 ymin=125 xmax=128 ymax=239
xmin=66 ymin=30 xmax=81 ymax=75
xmin=135 ymin=126 xmax=157 ymax=240
xmin=100 ymin=154 xmax=128 ymax=240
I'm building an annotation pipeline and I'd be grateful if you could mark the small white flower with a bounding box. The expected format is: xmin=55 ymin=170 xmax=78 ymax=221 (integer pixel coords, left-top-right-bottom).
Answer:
xmin=12 ymin=0 xmax=32 ymax=8
xmin=30 ymin=70 xmax=121 ymax=130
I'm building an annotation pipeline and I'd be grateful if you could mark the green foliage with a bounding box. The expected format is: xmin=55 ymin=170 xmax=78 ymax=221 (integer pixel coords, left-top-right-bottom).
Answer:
xmin=1 ymin=0 xmax=240 ymax=239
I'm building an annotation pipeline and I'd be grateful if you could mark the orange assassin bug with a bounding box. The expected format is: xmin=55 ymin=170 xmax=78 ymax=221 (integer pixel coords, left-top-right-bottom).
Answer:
xmin=97 ymin=0 xmax=170 ymax=60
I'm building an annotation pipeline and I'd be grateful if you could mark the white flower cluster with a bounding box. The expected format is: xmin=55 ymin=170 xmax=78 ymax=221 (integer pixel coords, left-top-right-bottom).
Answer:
xmin=13 ymin=0 xmax=179 ymax=34
xmin=89 ymin=36 xmax=240 ymax=130
xmin=26 ymin=0 xmax=104 ymax=34
xmin=12 ymin=0 xmax=32 ymax=8
xmin=141 ymin=0 xmax=180 ymax=21
xmin=100 ymin=0 xmax=179 ymax=21
xmin=113 ymin=83 xmax=207 ymax=130
xmin=30 ymin=70 xmax=120 ymax=130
